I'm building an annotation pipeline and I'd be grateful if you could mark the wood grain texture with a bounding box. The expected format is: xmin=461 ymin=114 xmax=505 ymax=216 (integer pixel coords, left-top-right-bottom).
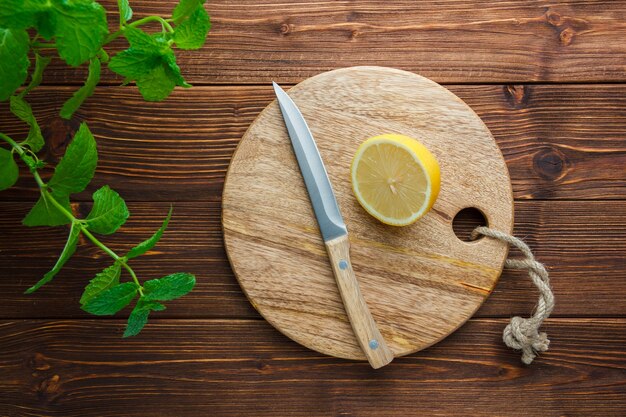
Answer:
xmin=0 ymin=200 xmax=624 ymax=319
xmin=223 ymin=67 xmax=514 ymax=360
xmin=1 ymin=84 xmax=624 ymax=201
xmin=38 ymin=1 xmax=626 ymax=85
xmin=0 ymin=318 xmax=624 ymax=416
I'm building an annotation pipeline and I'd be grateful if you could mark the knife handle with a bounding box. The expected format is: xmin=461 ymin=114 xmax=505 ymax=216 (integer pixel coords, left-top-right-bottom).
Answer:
xmin=325 ymin=235 xmax=394 ymax=369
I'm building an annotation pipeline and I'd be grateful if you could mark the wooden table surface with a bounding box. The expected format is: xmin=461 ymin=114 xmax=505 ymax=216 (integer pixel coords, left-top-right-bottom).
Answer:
xmin=1 ymin=1 xmax=625 ymax=416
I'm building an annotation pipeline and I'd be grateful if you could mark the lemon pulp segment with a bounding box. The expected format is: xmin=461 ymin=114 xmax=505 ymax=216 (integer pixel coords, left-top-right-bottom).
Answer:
xmin=351 ymin=134 xmax=440 ymax=226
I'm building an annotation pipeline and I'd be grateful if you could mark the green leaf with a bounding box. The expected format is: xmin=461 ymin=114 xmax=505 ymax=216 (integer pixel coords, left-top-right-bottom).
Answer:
xmin=162 ymin=52 xmax=191 ymax=88
xmin=124 ymin=26 xmax=159 ymax=52
xmin=81 ymin=282 xmax=138 ymax=315
xmin=23 ymin=190 xmax=72 ymax=227
xmin=20 ymin=53 xmax=52 ymax=97
xmin=126 ymin=206 xmax=172 ymax=259
xmin=143 ymin=272 xmax=195 ymax=301
xmin=79 ymin=262 xmax=122 ymax=305
xmin=25 ymin=221 xmax=80 ymax=293
xmin=52 ymin=0 xmax=108 ymax=66
xmin=60 ymin=56 xmax=101 ymax=119
xmin=173 ymin=5 xmax=210 ymax=50
xmin=85 ymin=185 xmax=129 ymax=235
xmin=48 ymin=122 xmax=97 ymax=195
xmin=10 ymin=96 xmax=44 ymax=152
xmin=117 ymin=0 xmax=132 ymax=24
xmin=0 ymin=28 xmax=30 ymax=101
xmin=1 ymin=1 xmax=107 ymax=63
xmin=124 ymin=302 xmax=150 ymax=337
xmin=0 ymin=147 xmax=19 ymax=191
xmin=109 ymin=27 xmax=189 ymax=101
xmin=0 ymin=0 xmax=44 ymax=31
xmin=136 ymin=65 xmax=176 ymax=102
xmin=172 ymin=0 xmax=205 ymax=24
xmin=109 ymin=49 xmax=160 ymax=79
xmin=123 ymin=297 xmax=166 ymax=337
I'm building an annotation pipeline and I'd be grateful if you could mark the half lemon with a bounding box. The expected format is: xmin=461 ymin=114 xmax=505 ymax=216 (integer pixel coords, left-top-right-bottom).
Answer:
xmin=351 ymin=134 xmax=440 ymax=226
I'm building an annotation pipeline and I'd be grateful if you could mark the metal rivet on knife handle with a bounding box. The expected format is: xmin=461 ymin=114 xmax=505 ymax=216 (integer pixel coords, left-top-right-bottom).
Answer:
xmin=325 ymin=235 xmax=394 ymax=368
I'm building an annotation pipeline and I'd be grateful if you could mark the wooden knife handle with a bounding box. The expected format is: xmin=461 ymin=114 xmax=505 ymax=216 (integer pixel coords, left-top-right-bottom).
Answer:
xmin=325 ymin=235 xmax=394 ymax=369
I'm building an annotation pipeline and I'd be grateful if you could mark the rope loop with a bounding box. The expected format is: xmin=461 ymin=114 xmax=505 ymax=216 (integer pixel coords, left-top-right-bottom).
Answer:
xmin=471 ymin=226 xmax=555 ymax=365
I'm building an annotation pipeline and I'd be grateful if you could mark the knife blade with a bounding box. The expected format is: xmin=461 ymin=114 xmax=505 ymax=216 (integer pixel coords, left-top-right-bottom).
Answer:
xmin=272 ymin=82 xmax=394 ymax=369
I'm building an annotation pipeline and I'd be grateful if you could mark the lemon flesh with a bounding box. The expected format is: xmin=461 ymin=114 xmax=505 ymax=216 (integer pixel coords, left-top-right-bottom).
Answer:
xmin=351 ymin=134 xmax=440 ymax=226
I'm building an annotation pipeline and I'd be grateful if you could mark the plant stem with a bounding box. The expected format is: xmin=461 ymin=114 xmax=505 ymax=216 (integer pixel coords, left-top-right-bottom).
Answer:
xmin=105 ymin=15 xmax=175 ymax=44
xmin=0 ymin=133 xmax=144 ymax=295
xmin=1 ymin=133 xmax=22 ymax=154
xmin=82 ymin=228 xmax=144 ymax=295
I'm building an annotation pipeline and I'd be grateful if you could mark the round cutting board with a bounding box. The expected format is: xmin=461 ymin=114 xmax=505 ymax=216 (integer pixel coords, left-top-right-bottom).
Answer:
xmin=222 ymin=67 xmax=513 ymax=360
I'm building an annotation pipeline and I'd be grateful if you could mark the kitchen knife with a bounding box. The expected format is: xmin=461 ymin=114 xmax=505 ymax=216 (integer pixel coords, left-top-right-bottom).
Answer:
xmin=272 ymin=82 xmax=394 ymax=369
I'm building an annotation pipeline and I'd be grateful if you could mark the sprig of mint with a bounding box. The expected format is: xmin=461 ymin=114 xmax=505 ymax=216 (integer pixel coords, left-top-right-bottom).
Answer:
xmin=0 ymin=0 xmax=211 ymax=336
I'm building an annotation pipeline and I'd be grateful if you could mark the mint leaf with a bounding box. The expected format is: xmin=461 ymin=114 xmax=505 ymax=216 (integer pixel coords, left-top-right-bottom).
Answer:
xmin=126 ymin=206 xmax=172 ymax=259
xmin=52 ymin=0 xmax=108 ymax=66
xmin=109 ymin=27 xmax=189 ymax=101
xmin=48 ymin=122 xmax=97 ymax=195
xmin=2 ymin=0 xmax=108 ymax=65
xmin=109 ymin=50 xmax=161 ymax=79
xmin=162 ymin=51 xmax=191 ymax=88
xmin=80 ymin=262 xmax=122 ymax=305
xmin=117 ymin=0 xmax=132 ymax=24
xmin=23 ymin=190 xmax=72 ymax=227
xmin=124 ymin=26 xmax=158 ymax=52
xmin=81 ymin=282 xmax=138 ymax=315
xmin=143 ymin=272 xmax=195 ymax=301
xmin=0 ymin=147 xmax=19 ymax=191
xmin=60 ymin=56 xmax=101 ymax=119
xmin=173 ymin=5 xmax=210 ymax=50
xmin=124 ymin=302 xmax=150 ymax=337
xmin=136 ymin=65 xmax=176 ymax=102
xmin=0 ymin=28 xmax=30 ymax=101
xmin=172 ymin=0 xmax=205 ymax=24
xmin=0 ymin=0 xmax=40 ymax=30
xmin=10 ymin=96 xmax=44 ymax=152
xmin=25 ymin=221 xmax=80 ymax=293
xmin=20 ymin=53 xmax=52 ymax=97
xmin=85 ymin=185 xmax=129 ymax=235
xmin=23 ymin=124 xmax=96 ymax=226
xmin=123 ymin=297 xmax=166 ymax=337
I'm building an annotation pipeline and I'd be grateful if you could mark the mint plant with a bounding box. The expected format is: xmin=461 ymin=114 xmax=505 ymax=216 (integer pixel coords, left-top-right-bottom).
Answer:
xmin=0 ymin=0 xmax=211 ymax=336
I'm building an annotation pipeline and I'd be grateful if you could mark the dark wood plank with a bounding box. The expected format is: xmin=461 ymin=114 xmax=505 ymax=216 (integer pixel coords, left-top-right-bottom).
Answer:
xmin=0 ymin=318 xmax=624 ymax=416
xmin=1 ymin=84 xmax=625 ymax=201
xmin=0 ymin=200 xmax=624 ymax=319
xmin=37 ymin=1 xmax=626 ymax=85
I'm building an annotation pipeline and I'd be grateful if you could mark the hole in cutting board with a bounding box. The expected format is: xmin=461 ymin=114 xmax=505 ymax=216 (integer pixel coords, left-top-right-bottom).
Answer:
xmin=452 ymin=207 xmax=488 ymax=242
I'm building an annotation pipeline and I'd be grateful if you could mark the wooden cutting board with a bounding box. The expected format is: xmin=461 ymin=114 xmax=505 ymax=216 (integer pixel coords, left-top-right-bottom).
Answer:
xmin=222 ymin=66 xmax=513 ymax=361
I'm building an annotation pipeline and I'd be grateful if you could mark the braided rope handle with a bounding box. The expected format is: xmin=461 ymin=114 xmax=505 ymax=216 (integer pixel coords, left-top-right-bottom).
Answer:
xmin=471 ymin=226 xmax=555 ymax=365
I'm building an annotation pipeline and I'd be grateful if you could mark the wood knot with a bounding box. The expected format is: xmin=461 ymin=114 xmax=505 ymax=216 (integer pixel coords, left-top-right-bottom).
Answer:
xmin=545 ymin=10 xmax=562 ymax=27
xmin=543 ymin=8 xmax=590 ymax=47
xmin=559 ymin=27 xmax=575 ymax=46
xmin=29 ymin=352 xmax=51 ymax=371
xmin=503 ymin=85 xmax=529 ymax=108
xmin=533 ymin=147 xmax=569 ymax=180
xmin=255 ymin=360 xmax=270 ymax=372
xmin=350 ymin=29 xmax=360 ymax=40
xmin=35 ymin=374 xmax=62 ymax=403
xmin=42 ymin=117 xmax=81 ymax=163
xmin=279 ymin=23 xmax=294 ymax=35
